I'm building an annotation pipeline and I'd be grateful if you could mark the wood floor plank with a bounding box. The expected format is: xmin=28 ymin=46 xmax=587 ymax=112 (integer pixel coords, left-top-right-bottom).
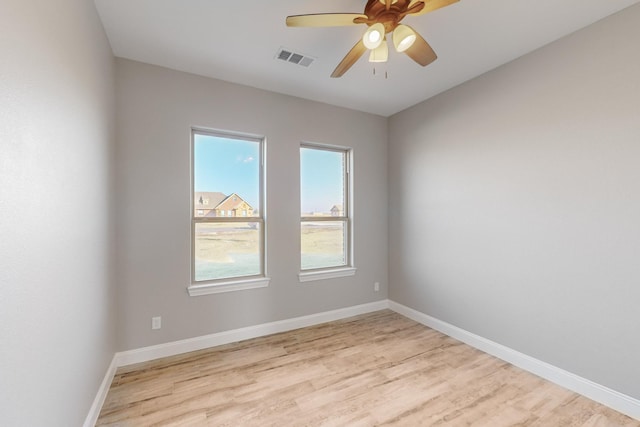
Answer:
xmin=97 ymin=310 xmax=639 ymax=426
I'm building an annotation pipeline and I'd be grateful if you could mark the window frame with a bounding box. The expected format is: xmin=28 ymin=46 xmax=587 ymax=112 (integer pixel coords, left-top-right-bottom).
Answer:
xmin=188 ymin=128 xmax=269 ymax=296
xmin=299 ymin=143 xmax=356 ymax=282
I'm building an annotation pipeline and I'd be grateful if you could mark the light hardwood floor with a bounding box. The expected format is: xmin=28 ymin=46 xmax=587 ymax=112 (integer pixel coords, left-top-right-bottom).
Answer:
xmin=97 ymin=310 xmax=639 ymax=426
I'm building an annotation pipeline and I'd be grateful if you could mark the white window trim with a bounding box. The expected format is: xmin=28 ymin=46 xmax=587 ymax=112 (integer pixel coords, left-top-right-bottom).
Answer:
xmin=298 ymin=267 xmax=357 ymax=283
xmin=188 ymin=277 xmax=271 ymax=296
xmin=299 ymin=143 xmax=354 ymax=281
xmin=190 ymin=128 xmax=269 ymax=295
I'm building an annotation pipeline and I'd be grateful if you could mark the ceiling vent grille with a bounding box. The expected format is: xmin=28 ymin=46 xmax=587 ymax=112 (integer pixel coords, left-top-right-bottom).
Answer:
xmin=275 ymin=47 xmax=315 ymax=68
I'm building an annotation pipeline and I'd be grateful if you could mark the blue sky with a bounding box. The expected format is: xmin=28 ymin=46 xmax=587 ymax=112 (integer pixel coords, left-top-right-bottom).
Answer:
xmin=194 ymin=134 xmax=260 ymax=208
xmin=194 ymin=134 xmax=344 ymax=214
xmin=300 ymin=147 xmax=344 ymax=214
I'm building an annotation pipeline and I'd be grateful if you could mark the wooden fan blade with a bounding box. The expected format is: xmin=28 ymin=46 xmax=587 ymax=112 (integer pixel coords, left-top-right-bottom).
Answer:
xmin=404 ymin=2 xmax=425 ymax=15
xmin=386 ymin=0 xmax=392 ymax=10
xmin=286 ymin=13 xmax=367 ymax=27
xmin=331 ymin=39 xmax=367 ymax=78
xmin=408 ymin=0 xmax=459 ymax=16
xmin=404 ymin=30 xmax=437 ymax=66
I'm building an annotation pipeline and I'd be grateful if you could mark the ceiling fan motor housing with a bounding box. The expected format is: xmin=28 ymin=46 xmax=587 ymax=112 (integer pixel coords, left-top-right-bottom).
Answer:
xmin=365 ymin=0 xmax=412 ymax=33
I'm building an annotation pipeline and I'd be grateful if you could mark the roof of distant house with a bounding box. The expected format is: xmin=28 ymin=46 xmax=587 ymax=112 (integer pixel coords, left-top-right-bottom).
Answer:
xmin=195 ymin=192 xmax=227 ymax=209
xmin=216 ymin=193 xmax=252 ymax=210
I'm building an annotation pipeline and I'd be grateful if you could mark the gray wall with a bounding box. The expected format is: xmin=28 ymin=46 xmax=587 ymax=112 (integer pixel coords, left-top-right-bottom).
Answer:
xmin=115 ymin=59 xmax=388 ymax=351
xmin=389 ymin=4 xmax=640 ymax=399
xmin=0 ymin=0 xmax=117 ymax=425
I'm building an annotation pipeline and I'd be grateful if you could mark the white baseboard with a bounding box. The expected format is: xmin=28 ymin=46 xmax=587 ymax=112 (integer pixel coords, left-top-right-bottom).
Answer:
xmin=83 ymin=354 xmax=118 ymax=427
xmin=88 ymin=299 xmax=639 ymax=424
xmin=86 ymin=300 xmax=388 ymax=424
xmin=388 ymin=300 xmax=640 ymax=421
xmin=116 ymin=300 xmax=389 ymax=367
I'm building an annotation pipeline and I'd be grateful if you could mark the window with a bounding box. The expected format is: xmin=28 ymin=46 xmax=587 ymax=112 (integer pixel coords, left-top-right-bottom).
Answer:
xmin=300 ymin=144 xmax=355 ymax=281
xmin=189 ymin=129 xmax=268 ymax=296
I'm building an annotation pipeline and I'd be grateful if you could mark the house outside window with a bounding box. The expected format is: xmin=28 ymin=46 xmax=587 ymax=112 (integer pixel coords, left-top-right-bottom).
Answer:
xmin=299 ymin=143 xmax=355 ymax=282
xmin=190 ymin=129 xmax=268 ymax=295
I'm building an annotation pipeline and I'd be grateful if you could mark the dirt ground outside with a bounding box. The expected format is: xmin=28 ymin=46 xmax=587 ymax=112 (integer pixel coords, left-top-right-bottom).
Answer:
xmin=194 ymin=222 xmax=345 ymax=280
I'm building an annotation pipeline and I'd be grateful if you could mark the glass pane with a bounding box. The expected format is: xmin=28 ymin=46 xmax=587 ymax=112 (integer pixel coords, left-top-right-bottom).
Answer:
xmin=194 ymin=222 xmax=261 ymax=281
xmin=194 ymin=133 xmax=260 ymax=218
xmin=300 ymin=147 xmax=345 ymax=217
xmin=301 ymin=221 xmax=346 ymax=270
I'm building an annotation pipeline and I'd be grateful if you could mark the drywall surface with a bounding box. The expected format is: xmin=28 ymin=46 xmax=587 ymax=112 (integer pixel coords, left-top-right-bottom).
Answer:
xmin=0 ymin=0 xmax=116 ymax=425
xmin=115 ymin=59 xmax=388 ymax=350
xmin=389 ymin=4 xmax=640 ymax=399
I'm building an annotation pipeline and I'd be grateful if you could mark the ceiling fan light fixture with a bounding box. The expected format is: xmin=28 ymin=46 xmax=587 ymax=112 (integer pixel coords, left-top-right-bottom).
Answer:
xmin=393 ymin=24 xmax=417 ymax=52
xmin=363 ymin=22 xmax=386 ymax=49
xmin=369 ymin=38 xmax=389 ymax=63
xmin=286 ymin=0 xmax=457 ymax=77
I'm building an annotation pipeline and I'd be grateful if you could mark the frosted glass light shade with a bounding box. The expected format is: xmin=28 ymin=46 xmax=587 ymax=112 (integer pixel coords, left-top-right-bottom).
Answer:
xmin=393 ymin=24 xmax=417 ymax=52
xmin=369 ymin=39 xmax=388 ymax=63
xmin=363 ymin=23 xmax=385 ymax=49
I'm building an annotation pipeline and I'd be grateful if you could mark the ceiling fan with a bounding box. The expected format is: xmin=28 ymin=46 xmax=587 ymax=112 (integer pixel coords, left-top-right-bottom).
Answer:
xmin=286 ymin=0 xmax=459 ymax=78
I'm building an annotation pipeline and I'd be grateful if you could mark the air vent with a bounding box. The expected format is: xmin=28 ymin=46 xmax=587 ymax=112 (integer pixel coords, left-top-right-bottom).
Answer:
xmin=289 ymin=53 xmax=304 ymax=64
xmin=278 ymin=49 xmax=292 ymax=61
xmin=275 ymin=47 xmax=315 ymax=68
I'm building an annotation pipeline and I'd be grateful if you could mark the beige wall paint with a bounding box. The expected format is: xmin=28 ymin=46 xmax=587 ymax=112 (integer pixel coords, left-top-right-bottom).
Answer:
xmin=114 ymin=59 xmax=388 ymax=351
xmin=389 ymin=4 xmax=640 ymax=399
xmin=0 ymin=0 xmax=116 ymax=425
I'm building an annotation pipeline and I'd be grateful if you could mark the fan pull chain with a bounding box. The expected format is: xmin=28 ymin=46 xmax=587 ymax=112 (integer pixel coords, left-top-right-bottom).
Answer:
xmin=373 ymin=67 xmax=389 ymax=79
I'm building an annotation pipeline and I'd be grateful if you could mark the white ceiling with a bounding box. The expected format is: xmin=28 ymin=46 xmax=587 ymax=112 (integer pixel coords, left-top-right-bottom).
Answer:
xmin=95 ymin=0 xmax=640 ymax=117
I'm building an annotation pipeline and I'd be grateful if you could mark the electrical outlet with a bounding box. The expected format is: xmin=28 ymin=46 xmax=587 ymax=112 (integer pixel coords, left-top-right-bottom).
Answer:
xmin=374 ymin=282 xmax=380 ymax=292
xmin=151 ymin=316 xmax=162 ymax=330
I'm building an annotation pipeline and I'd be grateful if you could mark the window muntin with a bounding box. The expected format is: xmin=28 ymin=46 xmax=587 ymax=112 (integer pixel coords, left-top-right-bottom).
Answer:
xmin=192 ymin=130 xmax=264 ymax=284
xmin=300 ymin=145 xmax=350 ymax=271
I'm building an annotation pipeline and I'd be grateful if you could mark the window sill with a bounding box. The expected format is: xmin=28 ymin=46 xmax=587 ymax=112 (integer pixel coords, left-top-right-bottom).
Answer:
xmin=298 ymin=267 xmax=357 ymax=283
xmin=188 ymin=277 xmax=270 ymax=296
